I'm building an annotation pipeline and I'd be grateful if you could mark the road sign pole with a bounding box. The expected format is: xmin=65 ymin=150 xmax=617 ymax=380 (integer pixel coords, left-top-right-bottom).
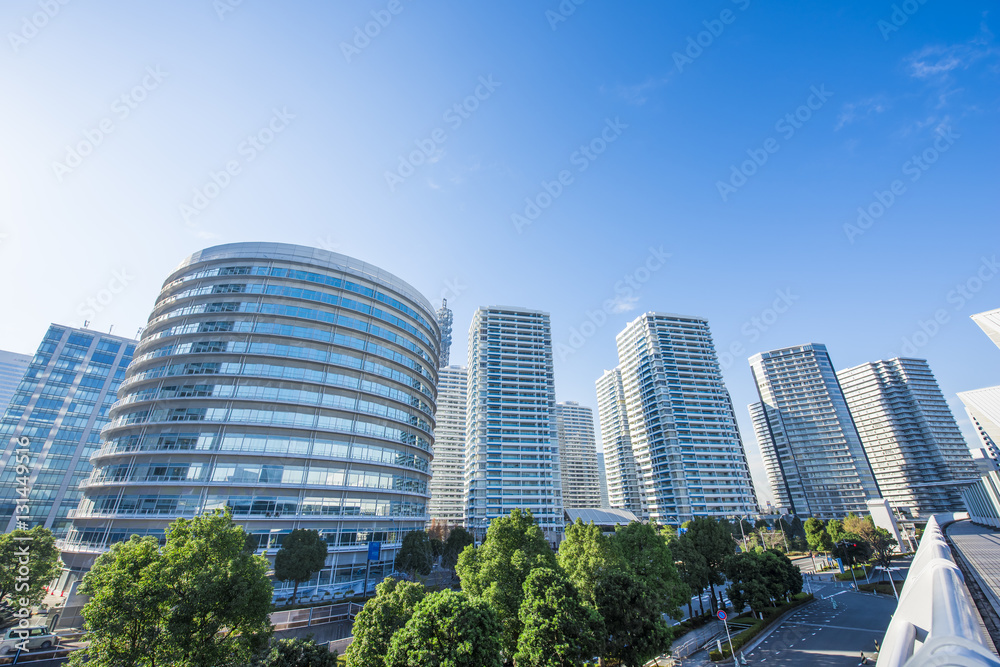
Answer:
xmin=718 ymin=610 xmax=735 ymax=664
xmin=724 ymin=618 xmax=735 ymax=664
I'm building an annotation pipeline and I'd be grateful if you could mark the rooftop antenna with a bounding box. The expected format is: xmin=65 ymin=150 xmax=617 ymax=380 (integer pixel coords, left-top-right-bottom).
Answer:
xmin=109 ymin=325 xmax=114 ymax=335
xmin=83 ymin=320 xmax=90 ymax=329
xmin=136 ymin=327 xmax=144 ymax=339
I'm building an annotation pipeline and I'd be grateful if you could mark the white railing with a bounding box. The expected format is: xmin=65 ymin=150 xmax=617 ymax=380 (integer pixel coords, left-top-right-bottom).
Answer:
xmin=877 ymin=513 xmax=1000 ymax=667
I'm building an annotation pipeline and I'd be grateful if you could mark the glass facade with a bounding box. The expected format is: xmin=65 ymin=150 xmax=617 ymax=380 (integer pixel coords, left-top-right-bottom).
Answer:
xmin=749 ymin=343 xmax=881 ymax=519
xmin=615 ymin=313 xmax=758 ymax=525
xmin=465 ymin=307 xmax=563 ymax=544
xmin=555 ymin=402 xmax=601 ymax=509
xmin=0 ymin=326 xmax=135 ymax=539
xmin=64 ymin=243 xmax=438 ymax=600
xmin=428 ymin=366 xmax=467 ymax=526
xmin=595 ymin=368 xmax=643 ymax=517
xmin=839 ymin=357 xmax=978 ymax=519
xmin=0 ymin=350 xmax=32 ymax=417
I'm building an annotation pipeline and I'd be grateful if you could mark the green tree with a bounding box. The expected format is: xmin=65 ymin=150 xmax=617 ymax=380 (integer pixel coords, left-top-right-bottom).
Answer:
xmin=274 ymin=529 xmax=328 ymax=604
xmin=723 ymin=552 xmax=773 ymax=617
xmin=514 ymin=567 xmax=604 ymax=667
xmin=394 ymin=530 xmax=433 ymax=580
xmin=557 ymin=519 xmax=618 ymax=606
xmin=345 ymin=578 xmax=425 ymax=667
xmin=442 ymin=527 xmax=474 ymax=573
xmin=69 ymin=535 xmax=168 ymax=667
xmin=386 ymin=589 xmax=502 ymax=667
xmin=826 ymin=519 xmax=845 ymax=543
xmin=456 ymin=509 xmax=557 ymax=658
xmin=594 ymin=570 xmax=672 ymax=667
xmin=610 ymin=521 xmax=686 ymax=618
xmin=866 ymin=527 xmax=898 ymax=571
xmin=429 ymin=537 xmax=444 ymax=560
xmin=762 ymin=549 xmax=803 ymax=601
xmin=804 ymin=518 xmax=832 ymax=552
xmin=72 ymin=509 xmax=273 ymax=667
xmin=683 ymin=517 xmax=735 ymax=612
xmin=156 ymin=510 xmax=274 ymax=666
xmin=258 ymin=636 xmax=339 ymax=667
xmin=832 ymin=534 xmax=872 ymax=570
xmin=0 ymin=526 xmax=61 ymax=607
xmin=672 ymin=534 xmax=711 ymax=618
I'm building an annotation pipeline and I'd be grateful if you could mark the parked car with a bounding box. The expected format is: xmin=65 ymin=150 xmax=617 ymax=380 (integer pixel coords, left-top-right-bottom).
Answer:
xmin=0 ymin=626 xmax=57 ymax=653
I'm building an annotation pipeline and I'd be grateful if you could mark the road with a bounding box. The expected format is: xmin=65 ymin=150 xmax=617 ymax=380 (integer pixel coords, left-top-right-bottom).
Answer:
xmin=739 ymin=578 xmax=896 ymax=666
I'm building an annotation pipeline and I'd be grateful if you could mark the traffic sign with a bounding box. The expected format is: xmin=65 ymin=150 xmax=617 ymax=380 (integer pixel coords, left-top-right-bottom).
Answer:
xmin=717 ymin=610 xmax=727 ymax=621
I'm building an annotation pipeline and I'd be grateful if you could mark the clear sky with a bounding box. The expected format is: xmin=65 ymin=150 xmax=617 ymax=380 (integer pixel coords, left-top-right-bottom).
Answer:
xmin=1 ymin=1 xmax=997 ymax=504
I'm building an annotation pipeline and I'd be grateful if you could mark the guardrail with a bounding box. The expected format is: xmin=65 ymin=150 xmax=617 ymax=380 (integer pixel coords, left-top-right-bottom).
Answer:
xmin=877 ymin=513 xmax=1000 ymax=667
xmin=271 ymin=602 xmax=362 ymax=632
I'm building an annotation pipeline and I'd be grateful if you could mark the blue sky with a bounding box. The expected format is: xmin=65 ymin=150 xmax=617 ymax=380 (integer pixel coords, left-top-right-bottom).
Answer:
xmin=1 ymin=1 xmax=998 ymax=503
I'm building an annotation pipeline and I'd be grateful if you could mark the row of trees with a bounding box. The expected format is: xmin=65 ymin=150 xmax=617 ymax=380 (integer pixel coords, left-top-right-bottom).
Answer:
xmin=804 ymin=513 xmax=898 ymax=571
xmin=66 ymin=510 xmax=337 ymax=667
xmin=348 ymin=510 xmax=691 ymax=667
xmin=392 ymin=524 xmax=474 ymax=580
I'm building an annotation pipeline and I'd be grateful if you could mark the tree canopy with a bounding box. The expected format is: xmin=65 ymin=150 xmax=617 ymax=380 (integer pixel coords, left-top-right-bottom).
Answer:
xmin=72 ymin=509 xmax=273 ymax=667
xmin=442 ymin=527 xmax=474 ymax=573
xmin=557 ymin=519 xmax=617 ymax=606
xmin=456 ymin=509 xmax=558 ymax=658
xmin=274 ymin=529 xmax=328 ymax=603
xmin=671 ymin=534 xmax=711 ymax=617
xmin=344 ymin=578 xmax=425 ymax=667
xmin=723 ymin=549 xmax=802 ymax=616
xmin=385 ymin=589 xmax=502 ymax=667
xmin=594 ymin=570 xmax=672 ymax=667
xmin=804 ymin=518 xmax=833 ymax=552
xmin=514 ymin=567 xmax=604 ymax=667
xmin=609 ymin=521 xmax=686 ymax=618
xmin=256 ymin=636 xmax=339 ymax=667
xmin=832 ymin=534 xmax=872 ymax=567
xmin=394 ymin=530 xmax=433 ymax=580
xmin=0 ymin=526 xmax=61 ymax=607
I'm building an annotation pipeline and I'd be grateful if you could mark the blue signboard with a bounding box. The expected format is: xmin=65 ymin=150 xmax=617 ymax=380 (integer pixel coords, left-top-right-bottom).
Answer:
xmin=368 ymin=541 xmax=381 ymax=561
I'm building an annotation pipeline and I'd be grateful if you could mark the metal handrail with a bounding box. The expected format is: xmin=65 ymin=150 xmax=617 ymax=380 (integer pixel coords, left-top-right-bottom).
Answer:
xmin=876 ymin=513 xmax=1000 ymax=667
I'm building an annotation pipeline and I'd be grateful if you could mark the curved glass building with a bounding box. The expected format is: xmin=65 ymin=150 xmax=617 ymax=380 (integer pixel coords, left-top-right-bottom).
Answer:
xmin=63 ymin=243 xmax=438 ymax=599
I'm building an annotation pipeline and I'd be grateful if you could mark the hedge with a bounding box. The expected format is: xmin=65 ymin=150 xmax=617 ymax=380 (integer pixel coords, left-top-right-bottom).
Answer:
xmin=835 ymin=565 xmax=873 ymax=581
xmin=708 ymin=593 xmax=814 ymax=661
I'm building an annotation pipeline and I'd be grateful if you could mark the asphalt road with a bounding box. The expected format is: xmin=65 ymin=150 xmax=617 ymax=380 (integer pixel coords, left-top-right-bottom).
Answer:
xmin=739 ymin=579 xmax=897 ymax=666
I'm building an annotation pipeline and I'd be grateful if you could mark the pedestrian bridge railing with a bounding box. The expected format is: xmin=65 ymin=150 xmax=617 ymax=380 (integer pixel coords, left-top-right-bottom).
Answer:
xmin=877 ymin=513 xmax=1000 ymax=667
